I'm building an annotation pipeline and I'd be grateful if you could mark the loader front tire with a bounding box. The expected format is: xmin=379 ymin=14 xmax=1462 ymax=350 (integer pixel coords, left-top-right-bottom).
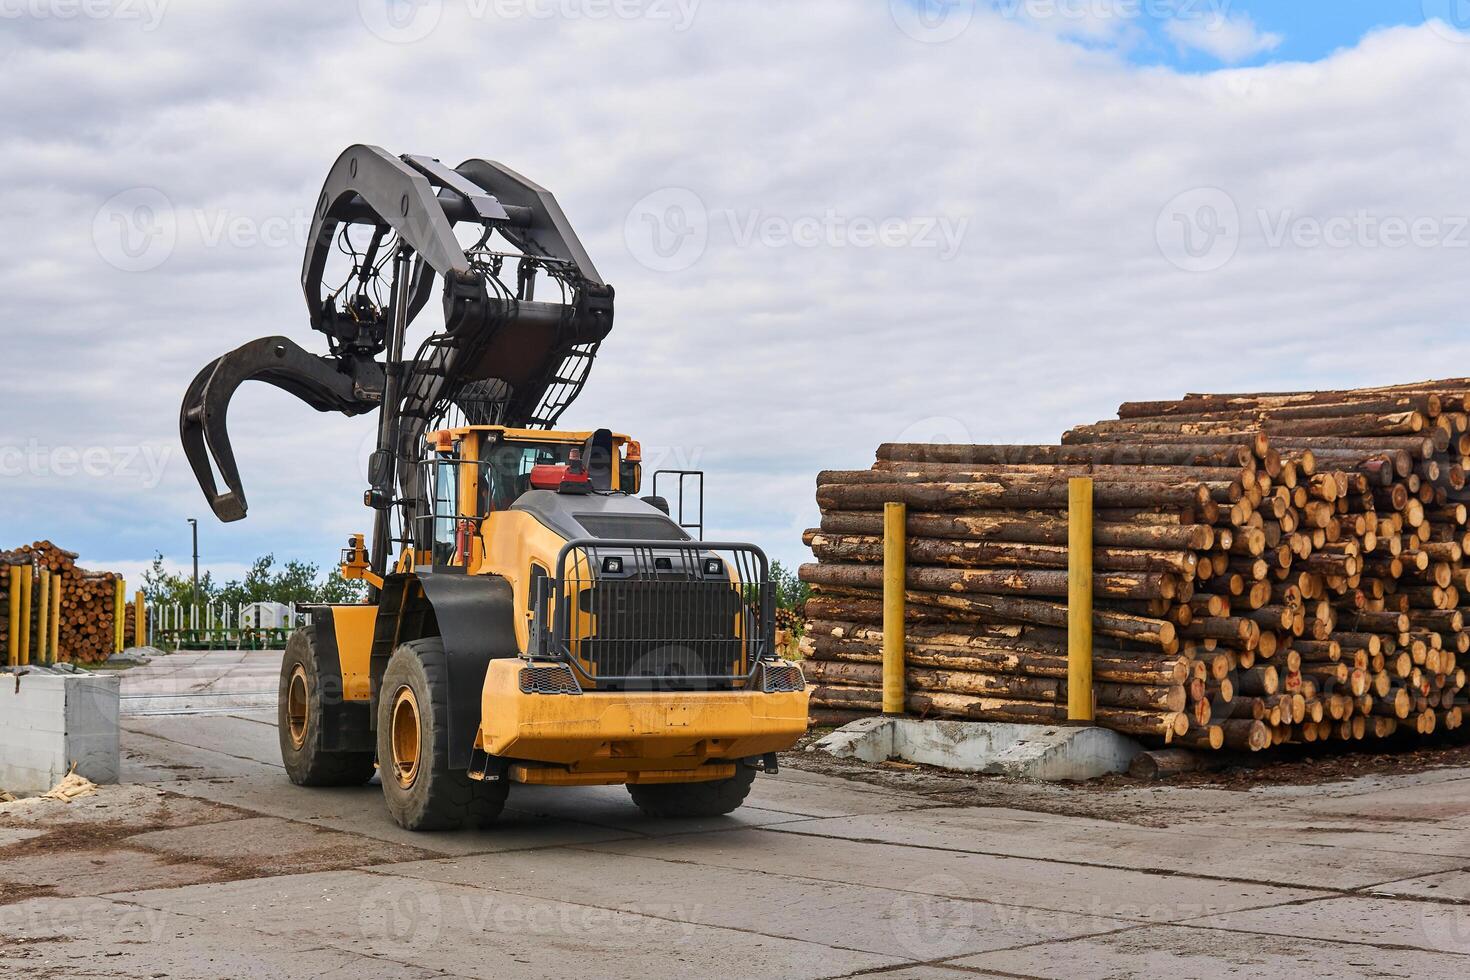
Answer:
xmin=278 ymin=630 xmax=376 ymax=787
xmin=377 ymin=638 xmax=507 ymax=831
xmin=626 ymin=763 xmax=758 ymax=819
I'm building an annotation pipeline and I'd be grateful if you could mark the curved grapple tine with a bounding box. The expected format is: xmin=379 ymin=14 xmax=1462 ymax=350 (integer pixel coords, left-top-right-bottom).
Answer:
xmin=179 ymin=336 xmax=384 ymax=522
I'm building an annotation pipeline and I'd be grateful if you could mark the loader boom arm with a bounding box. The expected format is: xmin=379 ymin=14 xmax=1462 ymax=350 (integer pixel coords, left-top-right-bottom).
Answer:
xmin=180 ymin=145 xmax=615 ymax=577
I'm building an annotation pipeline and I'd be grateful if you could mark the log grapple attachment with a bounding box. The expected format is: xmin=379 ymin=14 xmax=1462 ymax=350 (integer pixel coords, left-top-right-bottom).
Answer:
xmin=179 ymin=145 xmax=614 ymax=565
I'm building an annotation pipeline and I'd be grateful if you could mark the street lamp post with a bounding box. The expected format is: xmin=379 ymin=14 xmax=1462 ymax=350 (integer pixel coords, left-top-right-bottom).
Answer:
xmin=186 ymin=518 xmax=199 ymax=620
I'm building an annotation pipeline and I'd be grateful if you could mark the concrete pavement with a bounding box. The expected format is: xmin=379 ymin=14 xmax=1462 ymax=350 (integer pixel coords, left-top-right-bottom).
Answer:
xmin=1 ymin=649 xmax=1469 ymax=978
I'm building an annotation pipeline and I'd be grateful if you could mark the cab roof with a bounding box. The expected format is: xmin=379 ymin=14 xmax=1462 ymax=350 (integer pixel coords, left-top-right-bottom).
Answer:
xmin=425 ymin=425 xmax=632 ymax=447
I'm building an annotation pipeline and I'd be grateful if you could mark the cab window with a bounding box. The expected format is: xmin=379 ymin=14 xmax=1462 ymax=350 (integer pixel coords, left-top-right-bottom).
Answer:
xmin=481 ymin=441 xmax=578 ymax=511
xmin=431 ymin=453 xmax=459 ymax=565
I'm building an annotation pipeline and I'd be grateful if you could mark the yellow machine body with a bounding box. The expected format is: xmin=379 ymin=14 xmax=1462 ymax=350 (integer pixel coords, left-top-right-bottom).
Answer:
xmin=478 ymin=660 xmax=809 ymax=784
xmin=330 ymin=425 xmax=809 ymax=785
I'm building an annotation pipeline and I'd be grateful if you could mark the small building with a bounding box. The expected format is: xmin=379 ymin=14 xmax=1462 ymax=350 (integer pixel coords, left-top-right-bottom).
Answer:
xmin=240 ymin=601 xmax=292 ymax=630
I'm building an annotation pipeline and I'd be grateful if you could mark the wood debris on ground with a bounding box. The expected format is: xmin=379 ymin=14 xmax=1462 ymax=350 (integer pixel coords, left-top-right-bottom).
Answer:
xmin=39 ymin=768 xmax=98 ymax=803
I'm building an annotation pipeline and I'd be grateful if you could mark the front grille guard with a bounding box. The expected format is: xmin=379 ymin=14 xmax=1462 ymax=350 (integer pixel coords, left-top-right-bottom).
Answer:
xmin=529 ymin=538 xmax=777 ymax=690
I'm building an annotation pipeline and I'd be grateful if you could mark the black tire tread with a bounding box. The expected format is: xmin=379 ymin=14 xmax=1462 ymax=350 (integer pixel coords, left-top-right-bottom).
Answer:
xmin=278 ymin=629 xmax=376 ymax=787
xmin=626 ymin=763 xmax=757 ymax=818
xmin=378 ymin=638 xmax=507 ymax=831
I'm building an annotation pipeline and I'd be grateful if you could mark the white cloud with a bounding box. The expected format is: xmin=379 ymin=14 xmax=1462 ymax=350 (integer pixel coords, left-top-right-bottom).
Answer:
xmin=0 ymin=6 xmax=1466 ymax=581
xmin=1164 ymin=10 xmax=1283 ymax=63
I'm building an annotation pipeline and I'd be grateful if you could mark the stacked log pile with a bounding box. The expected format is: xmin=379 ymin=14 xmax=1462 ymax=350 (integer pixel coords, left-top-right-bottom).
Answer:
xmin=124 ymin=600 xmax=147 ymax=648
xmin=801 ymin=380 xmax=1470 ymax=752
xmin=6 ymin=541 xmax=119 ymax=665
xmin=0 ymin=549 xmax=33 ymax=651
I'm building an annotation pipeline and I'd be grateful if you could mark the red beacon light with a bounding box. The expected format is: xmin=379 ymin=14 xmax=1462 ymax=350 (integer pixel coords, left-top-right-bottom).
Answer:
xmin=556 ymin=448 xmax=593 ymax=495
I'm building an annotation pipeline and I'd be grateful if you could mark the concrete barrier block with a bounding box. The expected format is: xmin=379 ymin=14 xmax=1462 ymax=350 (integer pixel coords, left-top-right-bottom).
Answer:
xmin=0 ymin=671 xmax=120 ymax=793
xmin=809 ymin=716 xmax=1142 ymax=782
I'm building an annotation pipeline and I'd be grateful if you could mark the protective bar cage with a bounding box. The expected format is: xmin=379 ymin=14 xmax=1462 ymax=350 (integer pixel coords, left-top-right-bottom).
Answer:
xmin=409 ymin=452 xmax=494 ymax=565
xmin=530 ymin=538 xmax=777 ymax=690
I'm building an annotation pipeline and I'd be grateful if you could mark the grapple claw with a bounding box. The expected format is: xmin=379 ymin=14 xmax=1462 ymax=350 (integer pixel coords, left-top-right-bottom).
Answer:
xmin=179 ymin=336 xmax=382 ymax=521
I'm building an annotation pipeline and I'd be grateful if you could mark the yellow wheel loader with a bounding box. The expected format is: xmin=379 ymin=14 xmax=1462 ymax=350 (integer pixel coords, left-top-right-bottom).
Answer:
xmin=180 ymin=146 xmax=808 ymax=830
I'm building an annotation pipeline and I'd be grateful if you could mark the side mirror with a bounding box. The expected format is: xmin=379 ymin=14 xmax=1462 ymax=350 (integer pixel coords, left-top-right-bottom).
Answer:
xmin=641 ymin=495 xmax=670 ymax=515
xmin=621 ymin=460 xmax=642 ymax=495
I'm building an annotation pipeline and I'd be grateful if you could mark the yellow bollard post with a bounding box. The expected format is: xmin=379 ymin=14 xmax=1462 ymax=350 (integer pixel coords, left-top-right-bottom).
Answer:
xmin=6 ymin=565 xmax=19 ymax=667
xmin=1068 ymin=477 xmax=1095 ymax=722
xmin=36 ymin=569 xmax=50 ymax=665
xmin=135 ymin=589 xmax=145 ymax=648
xmin=115 ymin=578 xmax=126 ymax=654
xmin=882 ymin=501 xmax=907 ymax=716
xmin=49 ymin=579 xmax=62 ymax=664
xmin=18 ymin=565 xmax=33 ymax=667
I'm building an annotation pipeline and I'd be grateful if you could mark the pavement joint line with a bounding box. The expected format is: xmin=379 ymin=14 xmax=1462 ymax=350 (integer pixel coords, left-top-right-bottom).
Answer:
xmin=823 ymin=958 xmax=1045 ymax=980
xmin=355 ymin=862 xmax=920 ymax=963
xmin=1360 ymin=864 xmax=1470 ymax=897
xmin=954 ymin=811 xmax=1470 ymax=867
xmin=123 ymin=725 xmax=285 ymax=771
xmin=222 ymin=712 xmax=279 ymax=728
xmin=908 ymin=921 xmax=1173 ymax=977
xmin=558 ymin=841 xmax=1229 ymax=930
xmin=86 ymin=891 xmax=478 ymax=979
xmin=121 ymin=691 xmax=276 ymax=698
xmin=1293 ymin=771 xmax=1470 ymax=801
xmin=1165 ymin=917 xmax=1470 ymax=958
xmin=756 ymin=765 xmax=928 ymax=799
xmin=111 ymin=790 xmax=651 ymax=865
xmin=751 ymin=825 xmax=1405 ymax=898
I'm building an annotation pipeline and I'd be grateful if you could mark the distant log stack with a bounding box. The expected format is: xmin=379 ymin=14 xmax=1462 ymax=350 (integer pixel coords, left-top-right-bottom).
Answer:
xmin=5 ymin=541 xmax=120 ymax=665
xmin=124 ymin=600 xmax=147 ymax=648
xmin=801 ymin=380 xmax=1470 ymax=752
xmin=0 ymin=549 xmax=33 ymax=654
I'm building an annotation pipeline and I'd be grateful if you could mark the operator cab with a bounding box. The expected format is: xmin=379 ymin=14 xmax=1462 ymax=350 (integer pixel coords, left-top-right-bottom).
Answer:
xmin=414 ymin=425 xmax=655 ymax=569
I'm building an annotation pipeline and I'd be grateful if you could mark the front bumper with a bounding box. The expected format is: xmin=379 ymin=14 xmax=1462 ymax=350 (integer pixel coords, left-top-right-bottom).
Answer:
xmin=479 ymin=659 xmax=810 ymax=772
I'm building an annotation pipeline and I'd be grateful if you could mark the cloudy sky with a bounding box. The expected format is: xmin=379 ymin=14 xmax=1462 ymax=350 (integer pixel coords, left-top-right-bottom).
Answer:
xmin=2 ymin=0 xmax=1469 ymax=587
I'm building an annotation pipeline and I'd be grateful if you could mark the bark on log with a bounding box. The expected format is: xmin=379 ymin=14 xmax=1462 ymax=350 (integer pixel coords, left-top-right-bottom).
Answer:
xmin=800 ymin=562 xmax=1177 ymax=601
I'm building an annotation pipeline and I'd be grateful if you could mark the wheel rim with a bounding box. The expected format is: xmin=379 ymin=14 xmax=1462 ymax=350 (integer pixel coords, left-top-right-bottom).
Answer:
xmin=286 ymin=664 xmax=309 ymax=750
xmin=390 ymin=685 xmax=422 ymax=789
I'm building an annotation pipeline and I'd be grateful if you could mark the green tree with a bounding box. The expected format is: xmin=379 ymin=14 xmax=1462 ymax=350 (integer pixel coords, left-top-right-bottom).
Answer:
xmin=142 ymin=552 xmax=366 ymax=609
xmin=216 ymin=553 xmax=368 ymax=607
xmin=141 ymin=553 xmax=217 ymax=608
xmin=769 ymin=560 xmax=809 ymax=612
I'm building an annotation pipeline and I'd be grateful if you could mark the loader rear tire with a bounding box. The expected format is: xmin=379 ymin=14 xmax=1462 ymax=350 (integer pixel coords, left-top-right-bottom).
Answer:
xmin=377 ymin=638 xmax=507 ymax=831
xmin=626 ymin=763 xmax=758 ymax=819
xmin=278 ymin=630 xmax=376 ymax=787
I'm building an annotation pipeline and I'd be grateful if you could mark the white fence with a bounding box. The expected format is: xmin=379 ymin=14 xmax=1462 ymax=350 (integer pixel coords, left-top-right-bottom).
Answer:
xmin=149 ymin=601 xmax=307 ymax=650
